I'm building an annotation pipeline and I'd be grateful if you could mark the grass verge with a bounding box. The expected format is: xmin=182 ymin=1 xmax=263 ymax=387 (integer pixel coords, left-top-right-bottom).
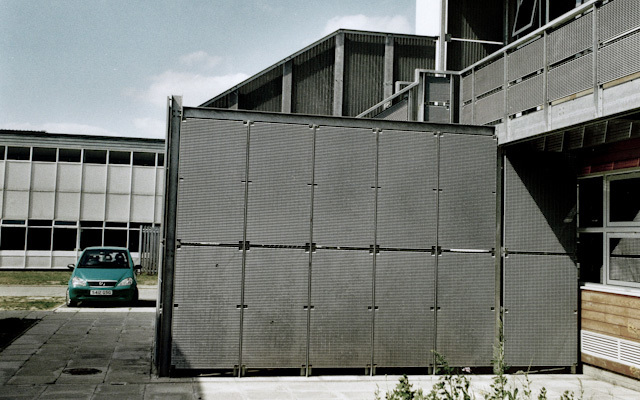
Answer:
xmin=0 ymin=271 xmax=158 ymax=286
xmin=0 ymin=296 xmax=65 ymax=311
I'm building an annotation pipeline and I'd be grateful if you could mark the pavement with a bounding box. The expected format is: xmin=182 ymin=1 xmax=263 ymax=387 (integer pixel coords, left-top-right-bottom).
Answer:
xmin=1 ymin=287 xmax=640 ymax=399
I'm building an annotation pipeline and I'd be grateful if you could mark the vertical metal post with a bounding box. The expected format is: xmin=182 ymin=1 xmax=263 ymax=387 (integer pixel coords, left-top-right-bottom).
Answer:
xmin=158 ymin=95 xmax=182 ymax=377
xmin=370 ymin=128 xmax=381 ymax=376
xmin=237 ymin=120 xmax=252 ymax=377
xmin=592 ymin=5 xmax=601 ymax=117
xmin=432 ymin=131 xmax=441 ymax=372
xmin=282 ymin=61 xmax=293 ymax=113
xmin=383 ymin=36 xmax=394 ymax=101
xmin=305 ymin=125 xmax=318 ymax=377
xmin=333 ymin=32 xmax=345 ymax=117
xmin=543 ymin=31 xmax=549 ymax=130
xmin=494 ymin=147 xmax=505 ymax=375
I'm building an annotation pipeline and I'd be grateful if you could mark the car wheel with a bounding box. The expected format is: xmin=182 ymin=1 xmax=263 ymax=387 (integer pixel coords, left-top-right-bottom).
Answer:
xmin=66 ymin=289 xmax=77 ymax=307
xmin=130 ymin=288 xmax=139 ymax=307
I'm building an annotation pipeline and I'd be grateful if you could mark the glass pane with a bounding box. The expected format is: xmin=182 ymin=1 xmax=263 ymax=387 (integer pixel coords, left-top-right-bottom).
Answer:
xmin=609 ymin=237 xmax=640 ymax=283
xmin=109 ymin=151 xmax=131 ymax=165
xmin=53 ymin=228 xmax=77 ymax=250
xmin=32 ymin=147 xmax=57 ymax=162
xmin=83 ymin=149 xmax=107 ymax=164
xmin=133 ymin=152 xmax=155 ymax=166
xmin=27 ymin=228 xmax=52 ymax=250
xmin=104 ymin=229 xmax=127 ymax=248
xmin=610 ymin=177 xmax=640 ymax=223
xmin=58 ymin=148 xmax=81 ymax=162
xmin=80 ymin=228 xmax=102 ymax=249
xmin=7 ymin=146 xmax=30 ymax=160
xmin=0 ymin=227 xmax=26 ymax=250
xmin=579 ymin=233 xmax=603 ymax=283
xmin=578 ymin=177 xmax=602 ymax=227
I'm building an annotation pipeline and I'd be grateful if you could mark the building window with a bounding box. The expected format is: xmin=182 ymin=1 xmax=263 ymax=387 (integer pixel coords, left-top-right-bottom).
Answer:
xmin=32 ymin=147 xmax=57 ymax=162
xmin=0 ymin=146 xmax=5 ymax=160
xmin=133 ymin=152 xmax=156 ymax=166
xmin=104 ymin=229 xmax=127 ymax=247
xmin=109 ymin=151 xmax=131 ymax=165
xmin=157 ymin=153 xmax=165 ymax=166
xmin=1 ymin=226 xmax=26 ymax=250
xmin=83 ymin=149 xmax=107 ymax=164
xmin=53 ymin=227 xmax=78 ymax=250
xmin=608 ymin=175 xmax=640 ymax=224
xmin=6 ymin=146 xmax=30 ymax=160
xmin=26 ymin=220 xmax=52 ymax=251
xmin=59 ymin=148 xmax=81 ymax=162
xmin=608 ymin=235 xmax=640 ymax=285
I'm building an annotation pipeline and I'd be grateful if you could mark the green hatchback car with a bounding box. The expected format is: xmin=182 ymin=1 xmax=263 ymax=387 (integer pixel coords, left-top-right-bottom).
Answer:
xmin=66 ymin=247 xmax=142 ymax=307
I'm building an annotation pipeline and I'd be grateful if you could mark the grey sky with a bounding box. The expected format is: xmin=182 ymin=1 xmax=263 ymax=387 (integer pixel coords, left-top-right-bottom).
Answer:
xmin=0 ymin=1 xmax=418 ymax=138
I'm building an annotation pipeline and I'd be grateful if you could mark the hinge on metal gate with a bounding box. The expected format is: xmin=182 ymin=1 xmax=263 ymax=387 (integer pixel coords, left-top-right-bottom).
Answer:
xmin=172 ymin=109 xmax=182 ymax=118
xmin=236 ymin=305 xmax=248 ymax=309
xmin=369 ymin=245 xmax=380 ymax=254
xmin=367 ymin=306 xmax=379 ymax=311
xmin=303 ymin=305 xmax=315 ymax=310
xmin=431 ymin=246 xmax=442 ymax=256
xmin=305 ymin=243 xmax=317 ymax=253
xmin=238 ymin=241 xmax=250 ymax=251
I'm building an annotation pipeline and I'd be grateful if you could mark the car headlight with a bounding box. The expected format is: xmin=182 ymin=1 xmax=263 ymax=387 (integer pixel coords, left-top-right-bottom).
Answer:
xmin=117 ymin=277 xmax=134 ymax=287
xmin=72 ymin=277 xmax=87 ymax=287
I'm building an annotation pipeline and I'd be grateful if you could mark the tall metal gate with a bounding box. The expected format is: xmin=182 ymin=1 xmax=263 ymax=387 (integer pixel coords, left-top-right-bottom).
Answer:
xmin=139 ymin=225 xmax=160 ymax=274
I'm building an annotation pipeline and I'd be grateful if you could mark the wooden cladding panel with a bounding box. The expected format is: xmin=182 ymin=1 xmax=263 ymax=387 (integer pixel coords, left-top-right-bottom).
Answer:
xmin=581 ymin=353 xmax=640 ymax=380
xmin=582 ymin=290 xmax=640 ymax=342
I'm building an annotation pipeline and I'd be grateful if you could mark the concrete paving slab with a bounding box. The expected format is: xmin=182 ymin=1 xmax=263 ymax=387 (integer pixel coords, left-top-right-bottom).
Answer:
xmin=0 ymin=384 xmax=46 ymax=399
xmin=92 ymin=383 xmax=145 ymax=399
xmin=38 ymin=384 xmax=97 ymax=400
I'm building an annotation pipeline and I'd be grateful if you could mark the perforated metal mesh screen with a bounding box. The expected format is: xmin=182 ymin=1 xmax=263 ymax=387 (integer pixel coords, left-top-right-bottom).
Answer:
xmin=436 ymin=253 xmax=495 ymax=366
xmin=172 ymin=246 xmax=242 ymax=369
xmin=503 ymin=254 xmax=577 ymax=366
xmin=177 ymin=119 xmax=247 ymax=243
xmin=167 ymin=110 xmax=503 ymax=372
xmin=374 ymin=252 xmax=435 ymax=367
xmin=439 ymin=133 xmax=497 ymax=250
xmin=377 ymin=130 xmax=436 ymax=249
xmin=242 ymin=248 xmax=309 ymax=368
xmin=309 ymin=250 xmax=373 ymax=368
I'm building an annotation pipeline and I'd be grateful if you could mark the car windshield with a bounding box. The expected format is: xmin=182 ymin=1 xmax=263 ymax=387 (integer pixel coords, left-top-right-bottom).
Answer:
xmin=78 ymin=249 xmax=130 ymax=269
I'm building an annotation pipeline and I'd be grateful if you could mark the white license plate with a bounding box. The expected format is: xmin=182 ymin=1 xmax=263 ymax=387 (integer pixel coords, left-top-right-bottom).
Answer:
xmin=90 ymin=290 xmax=112 ymax=296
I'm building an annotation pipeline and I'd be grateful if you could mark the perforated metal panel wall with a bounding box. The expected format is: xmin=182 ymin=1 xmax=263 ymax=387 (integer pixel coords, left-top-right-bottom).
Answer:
xmin=439 ymin=133 xmax=496 ymax=250
xmin=172 ymin=246 xmax=242 ymax=369
xmin=548 ymin=54 xmax=594 ymax=102
xmin=504 ymin=152 xmax=576 ymax=254
xmin=309 ymin=250 xmax=373 ymax=368
xmin=177 ymin=119 xmax=247 ymax=243
xmin=436 ymin=252 xmax=495 ymax=366
xmin=247 ymin=122 xmax=313 ymax=245
xmin=377 ymin=130 xmax=436 ymax=249
xmin=242 ymin=248 xmax=309 ymax=368
xmin=474 ymin=90 xmax=504 ymax=125
xmin=547 ymin=13 xmax=593 ymax=66
xmin=598 ymin=31 xmax=640 ymax=85
xmin=504 ymin=254 xmax=578 ymax=366
xmin=313 ymin=126 xmax=376 ymax=248
xmin=374 ymin=252 xmax=435 ymax=367
xmin=598 ymin=0 xmax=640 ymax=43
xmin=475 ymin=57 xmax=504 ymax=96
xmin=507 ymin=74 xmax=544 ymax=116
xmin=508 ymin=38 xmax=543 ymax=82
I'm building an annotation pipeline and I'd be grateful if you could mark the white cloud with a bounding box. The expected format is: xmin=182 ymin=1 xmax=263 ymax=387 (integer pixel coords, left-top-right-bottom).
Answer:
xmin=2 ymin=122 xmax=123 ymax=137
xmin=322 ymin=14 xmax=413 ymax=36
xmin=179 ymin=51 xmax=221 ymax=69
xmin=128 ymin=70 xmax=249 ymax=107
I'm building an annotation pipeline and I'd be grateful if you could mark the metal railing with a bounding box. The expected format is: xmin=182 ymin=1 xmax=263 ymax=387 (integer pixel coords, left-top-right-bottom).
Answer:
xmin=140 ymin=225 xmax=160 ymax=274
xmin=459 ymin=0 xmax=640 ymax=127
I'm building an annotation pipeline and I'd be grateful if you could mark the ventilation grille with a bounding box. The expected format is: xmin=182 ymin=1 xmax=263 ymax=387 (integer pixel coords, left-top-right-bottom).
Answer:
xmin=581 ymin=330 xmax=640 ymax=368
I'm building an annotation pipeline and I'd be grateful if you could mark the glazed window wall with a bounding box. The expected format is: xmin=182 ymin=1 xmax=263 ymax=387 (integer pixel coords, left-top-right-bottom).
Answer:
xmin=0 ymin=144 xmax=164 ymax=268
xmin=579 ymin=171 xmax=640 ymax=289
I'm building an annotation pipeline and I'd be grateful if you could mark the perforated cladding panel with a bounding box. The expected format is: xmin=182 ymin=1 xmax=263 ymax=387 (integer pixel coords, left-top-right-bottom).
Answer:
xmin=504 ymin=254 xmax=578 ymax=367
xmin=475 ymin=90 xmax=504 ymax=125
xmin=425 ymin=106 xmax=451 ymax=123
xmin=507 ymin=74 xmax=544 ymax=115
xmin=309 ymin=250 xmax=372 ymax=368
xmin=313 ymin=126 xmax=375 ymax=247
xmin=246 ymin=122 xmax=312 ymax=245
xmin=548 ymin=54 xmax=594 ymax=102
xmin=377 ymin=131 xmax=436 ymax=249
xmin=547 ymin=13 xmax=593 ymax=66
xmin=436 ymin=253 xmax=495 ymax=366
xmin=376 ymin=100 xmax=409 ymax=121
xmin=177 ymin=119 xmax=247 ymax=243
xmin=439 ymin=134 xmax=496 ymax=250
xmin=504 ymin=153 xmax=576 ymax=254
xmin=598 ymin=31 xmax=640 ymax=85
xmin=242 ymin=248 xmax=308 ymax=368
xmin=507 ymin=38 xmax=543 ymax=82
xmin=474 ymin=57 xmax=504 ymax=96
xmin=425 ymin=77 xmax=451 ymax=103
xmin=460 ymin=103 xmax=473 ymax=125
xmin=374 ymin=252 xmax=435 ymax=367
xmin=172 ymin=246 xmax=242 ymax=369
xmin=598 ymin=0 xmax=640 ymax=43
xmin=461 ymin=74 xmax=473 ymax=103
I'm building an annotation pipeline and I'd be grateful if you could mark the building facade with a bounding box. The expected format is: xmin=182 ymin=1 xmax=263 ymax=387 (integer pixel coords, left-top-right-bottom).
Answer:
xmin=0 ymin=130 xmax=165 ymax=269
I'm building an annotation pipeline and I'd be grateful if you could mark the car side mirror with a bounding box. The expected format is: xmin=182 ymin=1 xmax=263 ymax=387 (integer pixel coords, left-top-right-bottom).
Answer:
xmin=134 ymin=265 xmax=142 ymax=274
xmin=67 ymin=263 xmax=75 ymax=270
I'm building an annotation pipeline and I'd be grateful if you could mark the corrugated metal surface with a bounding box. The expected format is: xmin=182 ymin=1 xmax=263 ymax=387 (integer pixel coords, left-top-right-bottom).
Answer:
xmin=504 ymin=254 xmax=578 ymax=367
xmin=377 ymin=130 xmax=436 ymax=249
xmin=343 ymin=33 xmax=385 ymax=117
xmin=393 ymin=36 xmax=436 ymax=83
xmin=436 ymin=252 xmax=495 ymax=366
xmin=309 ymin=250 xmax=373 ymax=368
xmin=292 ymin=37 xmax=334 ymax=115
xmin=374 ymin=252 xmax=435 ymax=367
xmin=247 ymin=122 xmax=313 ymax=245
xmin=242 ymin=248 xmax=309 ymax=368
xmin=239 ymin=66 xmax=282 ymax=112
xmin=439 ymin=133 xmax=496 ymax=250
